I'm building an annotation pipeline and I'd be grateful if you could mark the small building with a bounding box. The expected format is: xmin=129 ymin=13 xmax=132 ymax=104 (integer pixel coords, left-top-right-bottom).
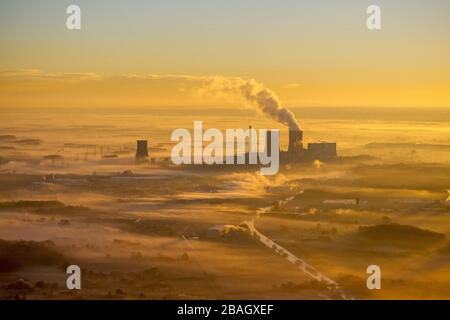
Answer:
xmin=206 ymin=225 xmax=226 ymax=238
xmin=206 ymin=225 xmax=237 ymax=238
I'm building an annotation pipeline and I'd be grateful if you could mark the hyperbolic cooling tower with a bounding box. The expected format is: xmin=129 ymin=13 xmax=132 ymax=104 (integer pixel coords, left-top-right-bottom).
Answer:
xmin=135 ymin=140 xmax=149 ymax=163
xmin=288 ymin=129 xmax=303 ymax=153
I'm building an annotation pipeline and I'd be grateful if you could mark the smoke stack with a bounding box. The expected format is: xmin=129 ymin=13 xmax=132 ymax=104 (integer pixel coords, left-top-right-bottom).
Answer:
xmin=135 ymin=140 xmax=149 ymax=163
xmin=266 ymin=130 xmax=272 ymax=157
xmin=248 ymin=125 xmax=253 ymax=153
xmin=288 ymin=130 xmax=303 ymax=153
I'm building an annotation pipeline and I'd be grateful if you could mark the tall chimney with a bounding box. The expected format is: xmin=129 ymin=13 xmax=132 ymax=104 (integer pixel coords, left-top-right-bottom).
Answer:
xmin=135 ymin=140 xmax=149 ymax=163
xmin=288 ymin=130 xmax=303 ymax=153
xmin=248 ymin=125 xmax=253 ymax=152
xmin=266 ymin=130 xmax=272 ymax=157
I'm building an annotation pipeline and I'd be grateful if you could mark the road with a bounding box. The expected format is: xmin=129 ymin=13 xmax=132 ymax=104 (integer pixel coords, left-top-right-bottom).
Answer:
xmin=240 ymin=192 xmax=352 ymax=300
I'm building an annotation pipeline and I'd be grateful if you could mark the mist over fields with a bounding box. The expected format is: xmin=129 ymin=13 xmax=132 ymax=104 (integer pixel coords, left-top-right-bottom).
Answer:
xmin=0 ymin=106 xmax=449 ymax=299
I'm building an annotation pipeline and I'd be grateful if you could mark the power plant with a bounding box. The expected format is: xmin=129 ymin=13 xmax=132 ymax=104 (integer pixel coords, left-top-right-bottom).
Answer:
xmin=135 ymin=140 xmax=149 ymax=163
xmin=280 ymin=127 xmax=337 ymax=162
xmin=135 ymin=125 xmax=336 ymax=166
xmin=253 ymin=126 xmax=337 ymax=163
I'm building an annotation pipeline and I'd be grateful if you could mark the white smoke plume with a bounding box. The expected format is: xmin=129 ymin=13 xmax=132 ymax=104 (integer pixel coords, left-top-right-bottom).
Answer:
xmin=201 ymin=77 xmax=301 ymax=130
xmin=3 ymin=70 xmax=301 ymax=129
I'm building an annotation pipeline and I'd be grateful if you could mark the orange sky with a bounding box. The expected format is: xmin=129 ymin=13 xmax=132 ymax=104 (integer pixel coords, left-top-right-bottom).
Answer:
xmin=1 ymin=1 xmax=449 ymax=108
xmin=1 ymin=69 xmax=449 ymax=109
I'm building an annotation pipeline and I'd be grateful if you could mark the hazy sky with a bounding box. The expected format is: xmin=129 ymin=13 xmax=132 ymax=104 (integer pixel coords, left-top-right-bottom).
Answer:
xmin=1 ymin=0 xmax=449 ymax=108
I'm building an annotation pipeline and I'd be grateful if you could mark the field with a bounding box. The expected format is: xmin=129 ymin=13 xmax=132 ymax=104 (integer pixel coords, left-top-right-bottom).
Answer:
xmin=0 ymin=106 xmax=449 ymax=299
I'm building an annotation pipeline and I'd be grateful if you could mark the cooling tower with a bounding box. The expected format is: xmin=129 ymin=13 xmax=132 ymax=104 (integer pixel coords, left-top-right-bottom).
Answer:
xmin=288 ymin=130 xmax=303 ymax=153
xmin=135 ymin=140 xmax=149 ymax=163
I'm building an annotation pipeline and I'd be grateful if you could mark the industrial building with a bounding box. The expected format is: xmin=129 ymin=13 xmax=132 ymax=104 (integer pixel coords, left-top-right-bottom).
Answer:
xmin=279 ymin=128 xmax=337 ymax=162
xmin=256 ymin=126 xmax=337 ymax=162
xmin=307 ymin=142 xmax=337 ymax=159
xmin=135 ymin=125 xmax=337 ymax=166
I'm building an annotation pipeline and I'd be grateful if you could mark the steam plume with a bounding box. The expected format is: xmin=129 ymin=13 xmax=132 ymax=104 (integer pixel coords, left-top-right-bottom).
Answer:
xmin=203 ymin=77 xmax=301 ymax=130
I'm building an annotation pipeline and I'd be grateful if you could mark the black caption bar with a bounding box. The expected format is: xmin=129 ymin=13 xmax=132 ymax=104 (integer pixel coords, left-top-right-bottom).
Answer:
xmin=0 ymin=300 xmax=446 ymax=319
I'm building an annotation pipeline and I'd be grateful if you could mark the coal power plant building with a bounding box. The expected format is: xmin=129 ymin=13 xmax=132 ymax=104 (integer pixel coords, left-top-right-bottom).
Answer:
xmin=247 ymin=126 xmax=337 ymax=163
xmin=307 ymin=142 xmax=337 ymax=159
xmin=280 ymin=128 xmax=337 ymax=162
